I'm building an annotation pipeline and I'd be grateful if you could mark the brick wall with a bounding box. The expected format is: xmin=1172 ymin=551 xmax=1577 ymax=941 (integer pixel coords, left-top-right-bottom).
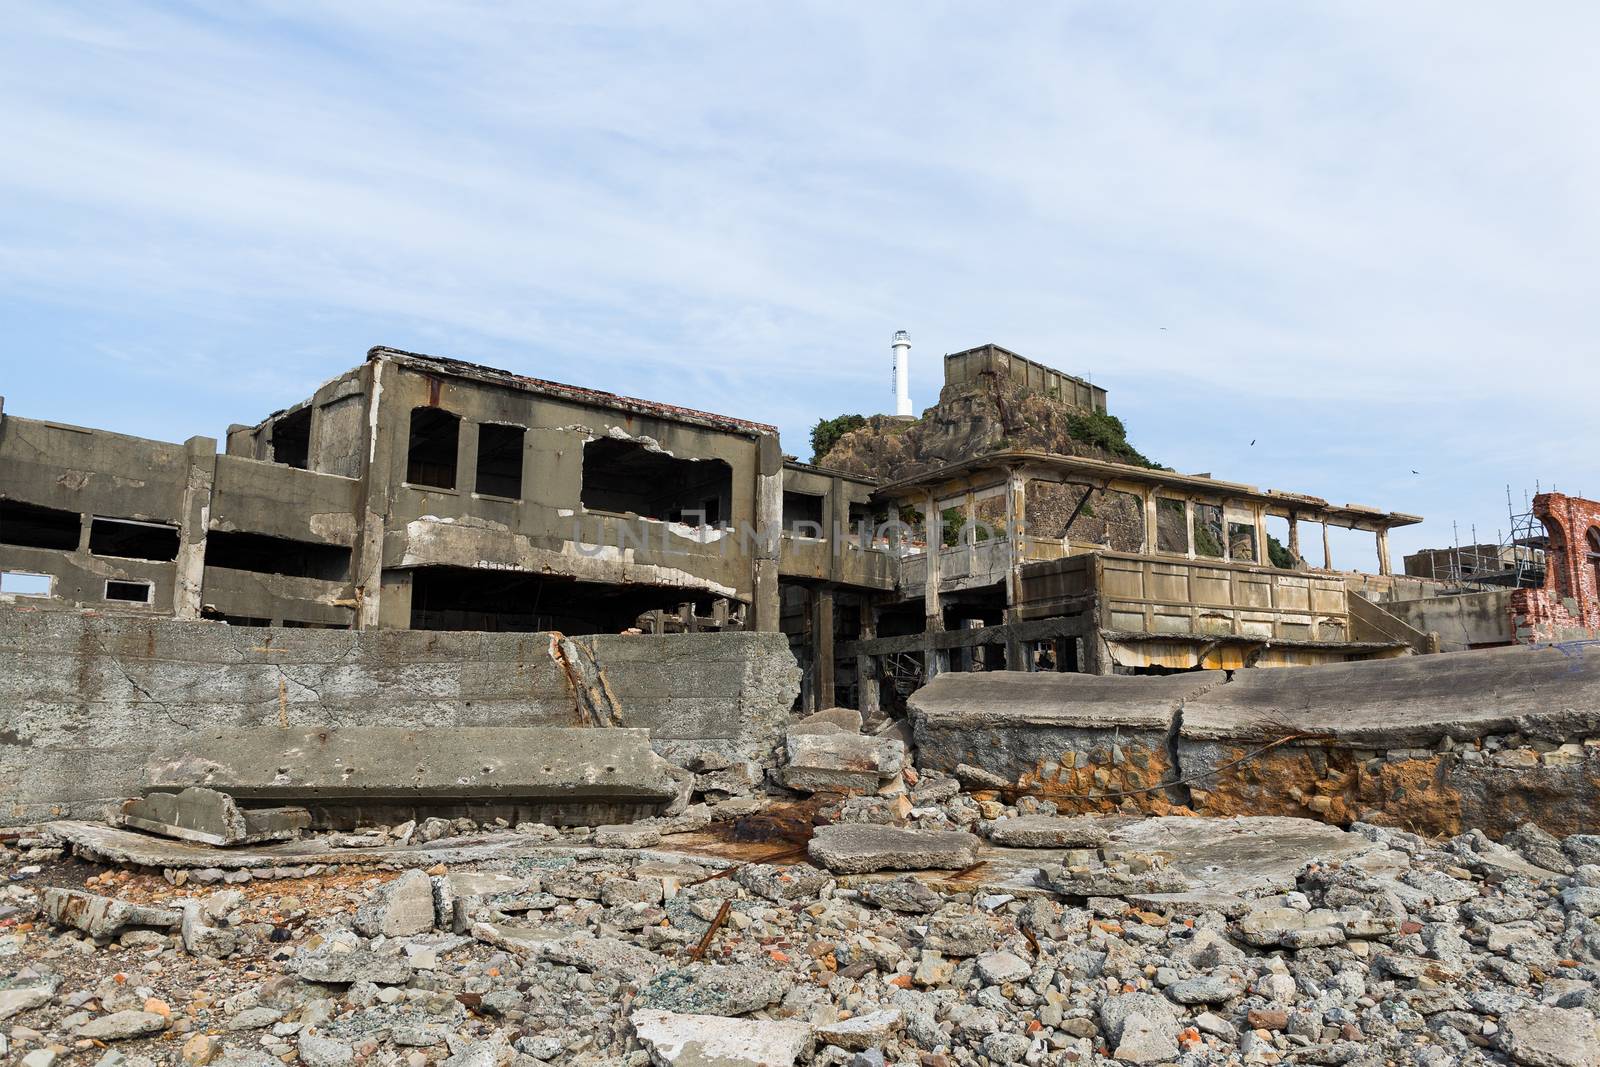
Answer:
xmin=1510 ymin=492 xmax=1600 ymax=644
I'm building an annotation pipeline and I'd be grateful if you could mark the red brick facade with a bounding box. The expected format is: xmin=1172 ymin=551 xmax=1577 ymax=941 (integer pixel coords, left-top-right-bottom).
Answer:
xmin=1509 ymin=492 xmax=1600 ymax=644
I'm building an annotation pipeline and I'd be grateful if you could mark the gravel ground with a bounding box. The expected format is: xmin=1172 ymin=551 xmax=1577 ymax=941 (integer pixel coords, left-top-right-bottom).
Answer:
xmin=3 ymin=788 xmax=1599 ymax=1067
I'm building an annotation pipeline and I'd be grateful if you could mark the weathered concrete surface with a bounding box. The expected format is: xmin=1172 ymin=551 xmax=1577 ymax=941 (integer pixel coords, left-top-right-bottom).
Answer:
xmin=909 ymin=671 xmax=1220 ymax=815
xmin=908 ymin=645 xmax=1600 ymax=837
xmin=780 ymin=731 xmax=904 ymax=793
xmin=1179 ymin=643 xmax=1600 ymax=837
xmin=109 ymin=787 xmax=310 ymax=846
xmin=0 ymin=608 xmax=798 ymax=825
xmin=1181 ymin=643 xmax=1600 ymax=748
xmin=149 ymin=727 xmax=680 ymax=809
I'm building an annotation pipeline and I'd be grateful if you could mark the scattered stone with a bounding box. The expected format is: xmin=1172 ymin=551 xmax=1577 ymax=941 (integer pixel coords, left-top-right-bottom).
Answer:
xmin=1498 ymin=1006 xmax=1600 ymax=1067
xmin=637 ymin=964 xmax=790 ymax=1016
xmin=982 ymin=814 xmax=1111 ymax=848
xmin=42 ymin=888 xmax=180 ymax=940
xmin=78 ymin=1010 xmax=168 ymax=1041
xmin=807 ymin=824 xmax=980 ymax=873
xmin=856 ymin=875 xmax=941 ymax=913
xmin=782 ymin=732 xmax=905 ymax=793
xmin=353 ymin=870 xmax=436 ymax=937
xmin=630 ymin=1008 xmax=813 ymax=1066
xmin=816 ymin=1009 xmax=902 ymax=1051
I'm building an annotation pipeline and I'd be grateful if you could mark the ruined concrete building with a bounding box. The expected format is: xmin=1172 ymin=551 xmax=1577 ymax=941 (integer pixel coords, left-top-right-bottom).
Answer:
xmin=1 ymin=341 xmax=1573 ymax=714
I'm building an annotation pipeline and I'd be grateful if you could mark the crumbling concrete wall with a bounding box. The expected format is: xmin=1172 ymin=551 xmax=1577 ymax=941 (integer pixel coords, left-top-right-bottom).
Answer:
xmin=910 ymin=644 xmax=1600 ymax=838
xmin=0 ymin=606 xmax=799 ymax=826
xmin=1510 ymin=492 xmax=1600 ymax=644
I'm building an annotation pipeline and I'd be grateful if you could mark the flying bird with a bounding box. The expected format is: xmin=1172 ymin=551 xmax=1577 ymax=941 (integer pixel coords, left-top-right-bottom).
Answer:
xmin=1249 ymin=439 xmax=1256 ymax=446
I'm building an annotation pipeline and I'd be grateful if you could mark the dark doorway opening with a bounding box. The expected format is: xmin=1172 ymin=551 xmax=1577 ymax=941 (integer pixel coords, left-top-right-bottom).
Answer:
xmin=0 ymin=499 xmax=81 ymax=551
xmin=410 ymin=566 xmax=717 ymax=633
xmin=475 ymin=423 xmax=525 ymax=498
xmin=580 ymin=438 xmax=731 ymax=524
xmin=272 ymin=407 xmax=312 ymax=469
xmin=204 ymin=531 xmax=351 ymax=581
xmin=90 ymin=517 xmax=180 ymax=561
xmin=407 ymin=407 xmax=460 ymax=489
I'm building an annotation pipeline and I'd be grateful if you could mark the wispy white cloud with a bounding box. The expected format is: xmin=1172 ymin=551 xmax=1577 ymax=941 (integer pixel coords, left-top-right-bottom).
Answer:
xmin=1 ymin=1 xmax=1597 ymax=557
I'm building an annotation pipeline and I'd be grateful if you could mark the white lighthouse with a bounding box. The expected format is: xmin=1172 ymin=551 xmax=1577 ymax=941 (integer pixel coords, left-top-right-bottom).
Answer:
xmin=892 ymin=330 xmax=913 ymax=418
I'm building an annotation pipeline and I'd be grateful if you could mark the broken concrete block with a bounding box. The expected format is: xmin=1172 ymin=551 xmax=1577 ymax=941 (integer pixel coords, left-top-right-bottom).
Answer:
xmin=77 ymin=1010 xmax=168 ymax=1041
xmin=353 ymin=870 xmax=436 ymax=938
xmin=180 ymin=901 xmax=240 ymax=958
xmin=593 ymin=824 xmax=662 ymax=849
xmin=807 ymin=824 xmax=980 ymax=874
xmin=1035 ymin=860 xmax=1190 ymax=898
xmin=816 ymin=1009 xmax=902 ymax=1051
xmin=42 ymin=888 xmax=181 ymax=940
xmin=146 ymin=727 xmax=684 ymax=824
xmin=293 ymin=949 xmax=414 ymax=986
xmin=432 ymin=871 xmax=536 ymax=932
xmin=109 ymin=787 xmax=309 ymax=847
xmin=781 ymin=733 xmax=904 ymax=794
xmin=982 ymin=815 xmax=1111 ymax=848
xmin=630 ymin=1008 xmax=813 ymax=1067
xmin=793 ymin=707 xmax=864 ymax=734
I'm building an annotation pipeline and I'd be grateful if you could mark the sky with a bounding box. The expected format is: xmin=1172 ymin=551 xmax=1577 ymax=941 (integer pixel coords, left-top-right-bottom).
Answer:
xmin=4 ymin=2 xmax=1598 ymax=566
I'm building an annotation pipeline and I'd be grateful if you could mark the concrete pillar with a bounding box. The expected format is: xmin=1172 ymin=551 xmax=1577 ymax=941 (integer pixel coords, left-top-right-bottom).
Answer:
xmin=1288 ymin=513 xmax=1301 ymax=568
xmin=1322 ymin=522 xmax=1333 ymax=571
xmin=354 ymin=360 xmax=393 ymax=630
xmin=1376 ymin=528 xmax=1392 ymax=576
xmin=173 ymin=435 xmax=218 ymax=620
xmin=1184 ymin=499 xmax=1196 ymax=559
xmin=1254 ymin=505 xmax=1268 ymax=567
xmin=458 ymin=420 xmax=479 ymax=497
xmin=751 ymin=434 xmax=784 ymax=632
xmin=1142 ymin=488 xmax=1158 ymax=555
xmin=858 ymin=598 xmax=879 ymax=716
xmin=923 ymin=490 xmax=944 ymax=680
xmin=813 ymin=586 xmax=835 ymax=710
xmin=1005 ymin=470 xmax=1028 ymax=669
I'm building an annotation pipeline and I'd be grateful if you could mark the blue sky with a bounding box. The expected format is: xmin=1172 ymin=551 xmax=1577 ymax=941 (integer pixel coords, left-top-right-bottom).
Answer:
xmin=4 ymin=3 xmax=1597 ymax=565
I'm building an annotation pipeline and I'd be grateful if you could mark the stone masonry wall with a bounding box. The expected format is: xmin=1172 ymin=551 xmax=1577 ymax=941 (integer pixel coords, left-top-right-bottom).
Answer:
xmin=0 ymin=605 xmax=800 ymax=826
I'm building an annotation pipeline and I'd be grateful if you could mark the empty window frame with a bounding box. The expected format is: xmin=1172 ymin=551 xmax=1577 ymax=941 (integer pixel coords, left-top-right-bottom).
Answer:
xmin=204 ymin=531 xmax=352 ymax=581
xmin=0 ymin=499 xmax=80 ymax=551
xmin=1154 ymin=497 xmax=1188 ymax=554
xmin=1228 ymin=521 xmax=1258 ymax=562
xmin=104 ymin=579 xmax=153 ymax=603
xmin=406 ymin=407 xmax=460 ymax=489
xmin=579 ymin=438 xmax=732 ymax=524
xmin=89 ymin=517 xmax=180 ymax=561
xmin=1192 ymin=503 xmax=1225 ymax=559
xmin=0 ymin=571 xmax=53 ymax=597
xmin=474 ymin=423 xmax=525 ymax=498
xmin=782 ymin=491 xmax=825 ymax=534
xmin=272 ymin=407 xmax=312 ymax=469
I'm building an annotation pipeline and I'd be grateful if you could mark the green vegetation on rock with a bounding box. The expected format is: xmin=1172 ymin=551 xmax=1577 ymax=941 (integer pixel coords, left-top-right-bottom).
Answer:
xmin=810 ymin=414 xmax=867 ymax=463
xmin=1064 ymin=410 xmax=1160 ymax=469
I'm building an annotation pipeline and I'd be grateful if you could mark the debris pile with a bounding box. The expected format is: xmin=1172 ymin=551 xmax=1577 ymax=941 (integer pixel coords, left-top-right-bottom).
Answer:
xmin=4 ymin=765 xmax=1600 ymax=1067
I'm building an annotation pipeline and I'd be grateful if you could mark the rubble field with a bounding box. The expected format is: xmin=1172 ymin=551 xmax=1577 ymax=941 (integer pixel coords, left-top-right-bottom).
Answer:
xmin=4 ymin=774 xmax=1600 ymax=1067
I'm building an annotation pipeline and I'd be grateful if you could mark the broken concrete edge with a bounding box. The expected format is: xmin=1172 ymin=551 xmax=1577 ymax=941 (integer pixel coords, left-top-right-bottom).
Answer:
xmin=144 ymin=726 xmax=685 ymax=806
xmin=108 ymin=787 xmax=311 ymax=847
xmin=40 ymin=820 xmax=743 ymax=874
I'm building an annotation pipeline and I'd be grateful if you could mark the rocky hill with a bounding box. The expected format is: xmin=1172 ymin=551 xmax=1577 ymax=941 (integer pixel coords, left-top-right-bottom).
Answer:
xmin=813 ymin=370 xmax=1158 ymax=550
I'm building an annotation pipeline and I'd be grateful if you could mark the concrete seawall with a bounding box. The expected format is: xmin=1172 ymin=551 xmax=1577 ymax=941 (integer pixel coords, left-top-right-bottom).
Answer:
xmin=0 ymin=606 xmax=800 ymax=825
xmin=911 ymin=643 xmax=1600 ymax=837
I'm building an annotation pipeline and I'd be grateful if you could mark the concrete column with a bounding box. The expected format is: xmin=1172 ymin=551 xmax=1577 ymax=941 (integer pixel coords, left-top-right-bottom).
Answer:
xmin=1322 ymin=522 xmax=1333 ymax=570
xmin=1288 ymin=513 xmax=1301 ymax=568
xmin=1184 ymin=499 xmax=1196 ymax=559
xmin=173 ymin=435 xmax=218 ymax=620
xmin=1142 ymin=488 xmax=1158 ymax=555
xmin=858 ymin=598 xmax=879 ymax=716
xmin=923 ymin=490 xmax=944 ymax=680
xmin=354 ymin=360 xmax=393 ymax=630
xmin=458 ymin=420 xmax=479 ymax=497
xmin=1376 ymin=528 xmax=1392 ymax=576
xmin=1254 ymin=505 xmax=1268 ymax=567
xmin=751 ymin=434 xmax=784 ymax=632
xmin=1005 ymin=471 xmax=1028 ymax=669
xmin=812 ymin=587 xmax=835 ymax=709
